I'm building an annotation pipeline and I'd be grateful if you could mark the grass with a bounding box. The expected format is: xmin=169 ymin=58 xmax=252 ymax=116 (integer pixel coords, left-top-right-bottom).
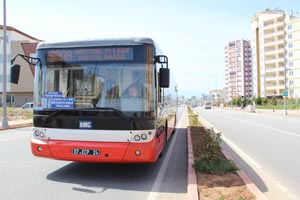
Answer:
xmin=0 ymin=107 xmax=33 ymax=120
xmin=194 ymin=157 xmax=239 ymax=175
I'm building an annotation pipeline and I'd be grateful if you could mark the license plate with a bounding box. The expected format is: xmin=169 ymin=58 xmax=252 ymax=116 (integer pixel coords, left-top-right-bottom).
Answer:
xmin=72 ymin=148 xmax=100 ymax=156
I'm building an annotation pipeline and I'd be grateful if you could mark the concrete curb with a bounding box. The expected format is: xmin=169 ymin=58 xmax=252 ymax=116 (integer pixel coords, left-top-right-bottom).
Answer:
xmin=0 ymin=120 xmax=32 ymax=130
xmin=221 ymin=149 xmax=268 ymax=200
xmin=198 ymin=114 xmax=267 ymax=200
xmin=187 ymin=126 xmax=199 ymax=200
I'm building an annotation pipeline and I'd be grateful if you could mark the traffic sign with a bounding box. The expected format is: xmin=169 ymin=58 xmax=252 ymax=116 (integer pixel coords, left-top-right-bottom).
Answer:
xmin=283 ymin=91 xmax=288 ymax=97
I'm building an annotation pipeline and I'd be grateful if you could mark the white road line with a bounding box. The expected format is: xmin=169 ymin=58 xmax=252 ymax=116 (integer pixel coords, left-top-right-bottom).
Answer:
xmin=147 ymin=108 xmax=186 ymax=200
xmin=198 ymin=114 xmax=262 ymax=169
xmin=221 ymin=134 xmax=262 ymax=169
xmin=220 ymin=113 xmax=300 ymax=139
xmin=0 ymin=134 xmax=30 ymax=142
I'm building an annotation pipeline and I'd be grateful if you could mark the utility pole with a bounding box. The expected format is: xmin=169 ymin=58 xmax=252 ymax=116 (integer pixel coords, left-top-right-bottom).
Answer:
xmin=283 ymin=12 xmax=288 ymax=116
xmin=1 ymin=0 xmax=9 ymax=128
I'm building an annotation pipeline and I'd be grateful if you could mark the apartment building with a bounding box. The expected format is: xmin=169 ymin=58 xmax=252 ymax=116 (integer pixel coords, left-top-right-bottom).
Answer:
xmin=251 ymin=9 xmax=300 ymax=98
xmin=0 ymin=25 xmax=41 ymax=107
xmin=286 ymin=16 xmax=300 ymax=98
xmin=210 ymin=89 xmax=226 ymax=105
xmin=224 ymin=39 xmax=252 ymax=102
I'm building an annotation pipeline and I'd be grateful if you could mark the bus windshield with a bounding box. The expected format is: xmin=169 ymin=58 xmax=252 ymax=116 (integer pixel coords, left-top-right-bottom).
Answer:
xmin=34 ymin=47 xmax=155 ymax=113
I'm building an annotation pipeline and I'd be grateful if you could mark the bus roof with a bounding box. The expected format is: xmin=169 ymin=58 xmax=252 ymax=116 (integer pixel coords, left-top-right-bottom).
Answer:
xmin=37 ymin=37 xmax=157 ymax=50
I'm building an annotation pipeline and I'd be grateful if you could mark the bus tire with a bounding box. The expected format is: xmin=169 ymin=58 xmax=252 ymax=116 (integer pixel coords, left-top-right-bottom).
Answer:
xmin=172 ymin=114 xmax=177 ymax=134
xmin=159 ymin=122 xmax=168 ymax=158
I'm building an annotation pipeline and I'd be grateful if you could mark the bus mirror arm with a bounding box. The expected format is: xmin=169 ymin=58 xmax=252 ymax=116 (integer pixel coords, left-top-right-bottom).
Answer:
xmin=10 ymin=54 xmax=42 ymax=84
xmin=11 ymin=54 xmax=42 ymax=67
xmin=154 ymin=55 xmax=168 ymax=68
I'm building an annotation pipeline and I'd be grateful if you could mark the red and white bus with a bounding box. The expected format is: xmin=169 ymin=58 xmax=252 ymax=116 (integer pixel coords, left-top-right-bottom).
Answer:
xmin=11 ymin=38 xmax=178 ymax=163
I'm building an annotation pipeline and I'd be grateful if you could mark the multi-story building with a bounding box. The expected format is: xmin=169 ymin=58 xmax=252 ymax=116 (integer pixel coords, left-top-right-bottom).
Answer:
xmin=0 ymin=25 xmax=41 ymax=107
xmin=210 ymin=89 xmax=226 ymax=105
xmin=286 ymin=15 xmax=300 ymax=98
xmin=251 ymin=9 xmax=300 ymax=98
xmin=224 ymin=39 xmax=252 ymax=102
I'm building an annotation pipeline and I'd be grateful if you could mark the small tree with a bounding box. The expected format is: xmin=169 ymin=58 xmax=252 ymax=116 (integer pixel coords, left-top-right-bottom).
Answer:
xmin=205 ymin=129 xmax=222 ymax=162
xmin=262 ymin=97 xmax=268 ymax=105
xmin=255 ymin=96 xmax=262 ymax=105
xmin=271 ymin=96 xmax=277 ymax=106
xmin=245 ymin=98 xmax=252 ymax=106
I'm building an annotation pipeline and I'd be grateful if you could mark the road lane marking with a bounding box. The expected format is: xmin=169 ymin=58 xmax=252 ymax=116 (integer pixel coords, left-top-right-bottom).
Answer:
xmin=218 ymin=113 xmax=300 ymax=139
xmin=221 ymin=134 xmax=262 ymax=169
xmin=198 ymin=114 xmax=262 ymax=170
xmin=147 ymin=107 xmax=186 ymax=200
xmin=0 ymin=134 xmax=30 ymax=142
xmin=223 ymin=133 xmax=298 ymax=200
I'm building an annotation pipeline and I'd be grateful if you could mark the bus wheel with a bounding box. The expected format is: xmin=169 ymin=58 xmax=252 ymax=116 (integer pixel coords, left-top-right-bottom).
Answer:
xmin=159 ymin=123 xmax=168 ymax=158
xmin=172 ymin=114 xmax=177 ymax=134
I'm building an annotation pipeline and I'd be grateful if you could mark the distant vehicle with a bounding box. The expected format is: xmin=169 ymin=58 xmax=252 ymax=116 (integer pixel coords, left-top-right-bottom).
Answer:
xmin=22 ymin=102 xmax=34 ymax=109
xmin=204 ymin=101 xmax=212 ymax=109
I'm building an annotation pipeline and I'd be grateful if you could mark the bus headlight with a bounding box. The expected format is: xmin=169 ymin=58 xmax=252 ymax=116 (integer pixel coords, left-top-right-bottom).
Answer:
xmin=34 ymin=129 xmax=46 ymax=139
xmin=131 ymin=131 xmax=154 ymax=142
xmin=141 ymin=134 xmax=147 ymax=140
xmin=134 ymin=135 xmax=141 ymax=141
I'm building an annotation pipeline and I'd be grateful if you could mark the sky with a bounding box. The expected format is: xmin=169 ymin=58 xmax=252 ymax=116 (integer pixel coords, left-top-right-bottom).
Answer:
xmin=1 ymin=0 xmax=299 ymax=97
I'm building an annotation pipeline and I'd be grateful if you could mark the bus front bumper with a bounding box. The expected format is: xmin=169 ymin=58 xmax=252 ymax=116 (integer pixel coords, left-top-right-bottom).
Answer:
xmin=31 ymin=137 xmax=159 ymax=163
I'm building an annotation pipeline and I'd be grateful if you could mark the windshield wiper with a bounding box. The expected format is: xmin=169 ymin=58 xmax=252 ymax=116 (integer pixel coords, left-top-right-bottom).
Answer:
xmin=78 ymin=107 xmax=137 ymax=129
xmin=41 ymin=109 xmax=68 ymax=124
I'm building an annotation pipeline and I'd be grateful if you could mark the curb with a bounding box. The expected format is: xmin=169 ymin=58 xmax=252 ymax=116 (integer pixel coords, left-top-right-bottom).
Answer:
xmin=0 ymin=122 xmax=32 ymax=131
xmin=187 ymin=126 xmax=199 ymax=200
xmin=221 ymin=149 xmax=267 ymax=200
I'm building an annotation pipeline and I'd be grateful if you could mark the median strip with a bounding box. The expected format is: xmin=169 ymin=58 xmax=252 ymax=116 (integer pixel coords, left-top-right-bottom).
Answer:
xmin=188 ymin=107 xmax=261 ymax=200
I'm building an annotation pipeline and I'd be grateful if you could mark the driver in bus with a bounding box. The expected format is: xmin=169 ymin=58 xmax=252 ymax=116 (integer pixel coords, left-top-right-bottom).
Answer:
xmin=122 ymin=84 xmax=140 ymax=98
xmin=128 ymin=85 xmax=138 ymax=97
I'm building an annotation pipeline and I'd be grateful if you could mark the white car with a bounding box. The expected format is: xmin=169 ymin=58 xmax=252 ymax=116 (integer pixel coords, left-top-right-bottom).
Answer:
xmin=204 ymin=101 xmax=212 ymax=109
xmin=22 ymin=102 xmax=34 ymax=109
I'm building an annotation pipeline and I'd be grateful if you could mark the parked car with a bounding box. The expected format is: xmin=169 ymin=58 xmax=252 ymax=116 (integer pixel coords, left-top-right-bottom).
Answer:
xmin=22 ymin=102 xmax=34 ymax=109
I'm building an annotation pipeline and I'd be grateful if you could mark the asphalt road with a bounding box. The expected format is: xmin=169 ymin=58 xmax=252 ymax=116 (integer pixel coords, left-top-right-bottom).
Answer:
xmin=194 ymin=107 xmax=300 ymax=200
xmin=0 ymin=106 xmax=188 ymax=200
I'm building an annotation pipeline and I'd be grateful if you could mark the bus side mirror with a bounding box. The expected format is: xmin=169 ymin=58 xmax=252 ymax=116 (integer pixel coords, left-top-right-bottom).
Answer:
xmin=155 ymin=55 xmax=170 ymax=88
xmin=10 ymin=64 xmax=21 ymax=84
xmin=159 ymin=68 xmax=170 ymax=88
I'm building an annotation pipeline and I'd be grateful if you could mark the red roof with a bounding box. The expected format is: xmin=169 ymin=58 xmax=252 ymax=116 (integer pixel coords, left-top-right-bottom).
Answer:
xmin=0 ymin=25 xmax=42 ymax=42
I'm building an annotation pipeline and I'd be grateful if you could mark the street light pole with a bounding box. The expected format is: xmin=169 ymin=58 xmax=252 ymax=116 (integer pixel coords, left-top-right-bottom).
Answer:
xmin=1 ymin=0 xmax=9 ymax=128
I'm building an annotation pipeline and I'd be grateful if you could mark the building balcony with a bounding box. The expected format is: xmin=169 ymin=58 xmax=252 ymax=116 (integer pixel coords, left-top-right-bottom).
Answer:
xmin=265 ymin=65 xmax=285 ymax=73
xmin=265 ymin=57 xmax=284 ymax=64
xmin=278 ymin=65 xmax=284 ymax=71
xmin=264 ymin=48 xmax=284 ymax=56
xmin=265 ymin=66 xmax=276 ymax=72
xmin=264 ymin=39 xmax=284 ymax=47
xmin=265 ymin=84 xmax=284 ymax=90
xmin=263 ymin=21 xmax=284 ymax=30
xmin=265 ymin=75 xmax=285 ymax=81
xmin=278 ymin=75 xmax=284 ymax=80
xmin=264 ymin=30 xmax=284 ymax=39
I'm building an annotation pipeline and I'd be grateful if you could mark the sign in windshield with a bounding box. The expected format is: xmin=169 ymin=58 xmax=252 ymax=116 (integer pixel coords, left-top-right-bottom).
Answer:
xmin=41 ymin=92 xmax=74 ymax=109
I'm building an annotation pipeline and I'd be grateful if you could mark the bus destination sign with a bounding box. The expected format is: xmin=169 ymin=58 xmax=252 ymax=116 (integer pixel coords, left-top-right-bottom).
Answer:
xmin=46 ymin=47 xmax=134 ymax=63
